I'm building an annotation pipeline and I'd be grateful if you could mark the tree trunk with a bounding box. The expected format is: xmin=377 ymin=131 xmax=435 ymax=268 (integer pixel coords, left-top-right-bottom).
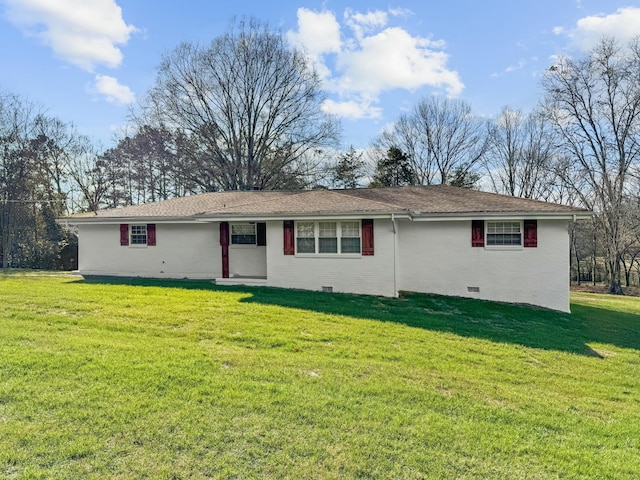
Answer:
xmin=592 ymin=234 xmax=597 ymax=287
xmin=621 ymin=257 xmax=631 ymax=287
xmin=608 ymin=254 xmax=624 ymax=295
xmin=571 ymin=227 xmax=581 ymax=285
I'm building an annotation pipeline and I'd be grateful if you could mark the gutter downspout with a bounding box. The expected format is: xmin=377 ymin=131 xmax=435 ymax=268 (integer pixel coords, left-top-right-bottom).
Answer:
xmin=392 ymin=213 xmax=398 ymax=297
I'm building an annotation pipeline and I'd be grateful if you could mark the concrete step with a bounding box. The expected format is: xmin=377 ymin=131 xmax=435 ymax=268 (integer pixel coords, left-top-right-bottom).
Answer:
xmin=215 ymin=277 xmax=267 ymax=286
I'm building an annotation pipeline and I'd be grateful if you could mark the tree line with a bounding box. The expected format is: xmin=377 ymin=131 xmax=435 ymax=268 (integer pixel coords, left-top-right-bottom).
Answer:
xmin=1 ymin=18 xmax=639 ymax=294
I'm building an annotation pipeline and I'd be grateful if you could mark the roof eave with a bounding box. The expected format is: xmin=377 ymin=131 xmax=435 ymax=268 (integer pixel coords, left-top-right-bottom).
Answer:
xmin=194 ymin=211 xmax=411 ymax=222
xmin=59 ymin=209 xmax=593 ymax=225
xmin=410 ymin=211 xmax=593 ymax=221
xmin=57 ymin=216 xmax=200 ymax=225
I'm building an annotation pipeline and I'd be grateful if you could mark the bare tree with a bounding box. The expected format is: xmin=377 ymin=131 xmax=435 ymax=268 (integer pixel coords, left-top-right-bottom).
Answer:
xmin=485 ymin=107 xmax=559 ymax=200
xmin=0 ymin=92 xmax=38 ymax=268
xmin=0 ymin=89 xmax=84 ymax=269
xmin=542 ymin=37 xmax=640 ymax=294
xmin=137 ymin=17 xmax=339 ymax=191
xmin=373 ymin=113 xmax=437 ymax=185
xmin=66 ymin=138 xmax=113 ymax=212
xmin=415 ymin=96 xmax=487 ymax=184
xmin=29 ymin=116 xmax=86 ymax=216
xmin=372 ymin=96 xmax=486 ymax=185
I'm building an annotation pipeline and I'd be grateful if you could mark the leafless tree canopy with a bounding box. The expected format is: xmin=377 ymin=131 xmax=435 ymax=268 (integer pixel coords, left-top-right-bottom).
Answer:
xmin=373 ymin=96 xmax=486 ymax=185
xmin=415 ymin=97 xmax=487 ymax=184
xmin=542 ymin=36 xmax=640 ymax=293
xmin=0 ymin=91 xmax=82 ymax=269
xmin=484 ymin=107 xmax=559 ymax=201
xmin=137 ymin=18 xmax=339 ymax=191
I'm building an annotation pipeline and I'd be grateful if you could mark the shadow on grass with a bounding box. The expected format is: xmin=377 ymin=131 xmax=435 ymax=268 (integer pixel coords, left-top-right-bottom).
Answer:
xmin=76 ymin=276 xmax=640 ymax=357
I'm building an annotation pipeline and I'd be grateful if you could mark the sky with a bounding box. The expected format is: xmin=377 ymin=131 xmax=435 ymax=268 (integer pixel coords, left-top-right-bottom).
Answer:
xmin=1 ymin=0 xmax=639 ymax=150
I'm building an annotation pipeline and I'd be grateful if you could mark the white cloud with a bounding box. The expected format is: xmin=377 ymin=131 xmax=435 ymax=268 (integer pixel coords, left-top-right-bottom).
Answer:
xmin=321 ymin=99 xmax=382 ymax=119
xmin=91 ymin=74 xmax=135 ymax=105
xmin=337 ymin=27 xmax=463 ymax=96
xmin=288 ymin=8 xmax=463 ymax=120
xmin=3 ymin=0 xmax=137 ymax=71
xmin=566 ymin=7 xmax=640 ymax=51
xmin=492 ymin=59 xmax=527 ymax=78
xmin=505 ymin=59 xmax=527 ymax=73
xmin=346 ymin=10 xmax=387 ymax=29
xmin=287 ymin=8 xmax=341 ymax=58
xmin=344 ymin=9 xmax=387 ymax=39
xmin=388 ymin=8 xmax=414 ymax=19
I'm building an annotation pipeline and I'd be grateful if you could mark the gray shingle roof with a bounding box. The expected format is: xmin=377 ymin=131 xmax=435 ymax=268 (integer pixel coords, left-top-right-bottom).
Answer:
xmin=64 ymin=185 xmax=589 ymax=221
xmin=343 ymin=185 xmax=583 ymax=214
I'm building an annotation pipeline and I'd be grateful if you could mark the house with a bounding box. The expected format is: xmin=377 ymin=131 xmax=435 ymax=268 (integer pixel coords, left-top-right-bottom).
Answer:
xmin=61 ymin=185 xmax=591 ymax=312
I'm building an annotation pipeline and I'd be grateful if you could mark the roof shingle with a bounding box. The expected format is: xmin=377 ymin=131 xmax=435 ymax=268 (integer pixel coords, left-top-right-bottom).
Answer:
xmin=63 ymin=185 xmax=588 ymax=221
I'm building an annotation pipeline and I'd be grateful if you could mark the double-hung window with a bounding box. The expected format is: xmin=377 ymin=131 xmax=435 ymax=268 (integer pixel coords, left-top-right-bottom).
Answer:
xmin=296 ymin=222 xmax=316 ymax=253
xmin=120 ymin=223 xmax=156 ymax=247
xmin=318 ymin=222 xmax=338 ymax=253
xmin=472 ymin=220 xmax=537 ymax=248
xmin=340 ymin=222 xmax=361 ymax=253
xmin=296 ymin=221 xmax=361 ymax=254
xmin=486 ymin=221 xmax=522 ymax=246
xmin=130 ymin=225 xmax=148 ymax=245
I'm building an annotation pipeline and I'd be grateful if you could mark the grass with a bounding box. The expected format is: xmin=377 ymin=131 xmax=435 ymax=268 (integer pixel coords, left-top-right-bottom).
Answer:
xmin=1 ymin=275 xmax=639 ymax=479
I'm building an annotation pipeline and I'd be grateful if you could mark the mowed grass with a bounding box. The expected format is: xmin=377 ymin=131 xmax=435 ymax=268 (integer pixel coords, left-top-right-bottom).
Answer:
xmin=1 ymin=276 xmax=639 ymax=479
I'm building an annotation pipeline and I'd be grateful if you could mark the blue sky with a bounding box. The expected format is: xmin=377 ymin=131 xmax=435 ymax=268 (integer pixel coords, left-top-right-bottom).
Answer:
xmin=1 ymin=0 xmax=638 ymax=149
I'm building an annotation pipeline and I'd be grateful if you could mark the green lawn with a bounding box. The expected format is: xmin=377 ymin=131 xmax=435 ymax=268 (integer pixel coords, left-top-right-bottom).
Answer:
xmin=1 ymin=275 xmax=639 ymax=479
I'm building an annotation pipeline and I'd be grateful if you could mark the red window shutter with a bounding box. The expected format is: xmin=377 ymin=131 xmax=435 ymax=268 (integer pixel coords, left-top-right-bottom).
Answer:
xmin=147 ymin=224 xmax=156 ymax=246
xmin=120 ymin=224 xmax=129 ymax=246
xmin=471 ymin=220 xmax=484 ymax=247
xmin=219 ymin=222 xmax=229 ymax=246
xmin=362 ymin=219 xmax=374 ymax=256
xmin=283 ymin=220 xmax=294 ymax=255
xmin=220 ymin=222 xmax=230 ymax=278
xmin=524 ymin=220 xmax=537 ymax=247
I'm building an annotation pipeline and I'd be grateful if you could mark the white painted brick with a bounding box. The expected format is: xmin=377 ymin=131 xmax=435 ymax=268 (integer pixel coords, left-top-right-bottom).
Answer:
xmin=78 ymin=223 xmax=221 ymax=279
xmin=78 ymin=218 xmax=571 ymax=312
xmin=265 ymin=219 xmax=397 ymax=297
xmin=396 ymin=219 xmax=570 ymax=312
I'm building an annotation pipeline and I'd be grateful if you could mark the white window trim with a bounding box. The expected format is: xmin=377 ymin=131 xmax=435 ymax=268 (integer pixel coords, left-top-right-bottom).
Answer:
xmin=130 ymin=224 xmax=148 ymax=247
xmin=485 ymin=220 xmax=524 ymax=249
xmin=295 ymin=220 xmax=362 ymax=256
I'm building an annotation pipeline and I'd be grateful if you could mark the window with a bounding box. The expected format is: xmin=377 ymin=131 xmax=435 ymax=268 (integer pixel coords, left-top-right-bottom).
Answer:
xmin=296 ymin=221 xmax=315 ymax=253
xmin=120 ymin=224 xmax=156 ymax=246
xmin=231 ymin=223 xmax=256 ymax=244
xmin=295 ymin=221 xmax=361 ymax=254
xmin=341 ymin=221 xmax=361 ymax=254
xmin=130 ymin=225 xmax=147 ymax=245
xmin=486 ymin=221 xmax=521 ymax=246
xmin=318 ymin=222 xmax=338 ymax=253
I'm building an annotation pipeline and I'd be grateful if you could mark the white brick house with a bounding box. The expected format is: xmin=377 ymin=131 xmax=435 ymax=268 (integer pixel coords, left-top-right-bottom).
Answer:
xmin=62 ymin=185 xmax=590 ymax=312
